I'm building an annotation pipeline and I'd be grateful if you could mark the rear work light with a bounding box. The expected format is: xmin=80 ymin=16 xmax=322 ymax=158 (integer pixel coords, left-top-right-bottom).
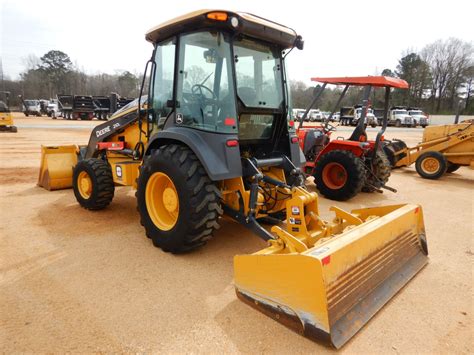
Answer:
xmin=226 ymin=139 xmax=239 ymax=147
xmin=207 ymin=12 xmax=228 ymax=21
xmin=224 ymin=117 xmax=236 ymax=126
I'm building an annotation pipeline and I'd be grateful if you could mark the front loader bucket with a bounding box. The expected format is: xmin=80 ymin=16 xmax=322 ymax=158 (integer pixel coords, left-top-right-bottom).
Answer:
xmin=234 ymin=204 xmax=428 ymax=348
xmin=38 ymin=145 xmax=78 ymax=190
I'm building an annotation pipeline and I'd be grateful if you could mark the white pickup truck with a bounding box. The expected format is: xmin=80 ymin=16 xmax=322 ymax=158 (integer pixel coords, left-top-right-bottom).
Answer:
xmin=47 ymin=101 xmax=60 ymax=118
xmin=340 ymin=106 xmax=377 ymax=127
xmin=22 ymin=99 xmax=42 ymax=117
xmin=308 ymin=109 xmax=323 ymax=122
xmin=388 ymin=108 xmax=415 ymax=127
xmin=408 ymin=109 xmax=429 ymax=127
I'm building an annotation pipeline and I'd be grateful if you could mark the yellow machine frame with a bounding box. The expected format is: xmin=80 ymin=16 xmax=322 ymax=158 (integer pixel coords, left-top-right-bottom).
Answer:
xmin=393 ymin=121 xmax=474 ymax=169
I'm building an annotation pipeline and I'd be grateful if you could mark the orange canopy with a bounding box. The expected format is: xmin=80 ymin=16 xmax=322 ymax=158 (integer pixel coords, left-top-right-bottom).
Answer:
xmin=311 ymin=76 xmax=409 ymax=89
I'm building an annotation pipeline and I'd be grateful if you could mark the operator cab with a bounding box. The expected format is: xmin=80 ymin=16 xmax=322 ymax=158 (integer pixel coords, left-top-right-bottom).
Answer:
xmin=146 ymin=10 xmax=304 ymax=161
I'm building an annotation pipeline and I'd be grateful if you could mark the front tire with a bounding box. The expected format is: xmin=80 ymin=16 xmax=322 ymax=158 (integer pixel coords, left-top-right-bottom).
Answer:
xmin=313 ymin=150 xmax=366 ymax=201
xmin=136 ymin=144 xmax=222 ymax=253
xmin=415 ymin=151 xmax=447 ymax=179
xmin=362 ymin=150 xmax=391 ymax=192
xmin=73 ymin=158 xmax=115 ymax=210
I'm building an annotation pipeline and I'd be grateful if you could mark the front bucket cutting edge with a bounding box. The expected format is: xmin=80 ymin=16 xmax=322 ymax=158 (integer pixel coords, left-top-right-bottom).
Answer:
xmin=38 ymin=145 xmax=79 ymax=190
xmin=234 ymin=204 xmax=428 ymax=348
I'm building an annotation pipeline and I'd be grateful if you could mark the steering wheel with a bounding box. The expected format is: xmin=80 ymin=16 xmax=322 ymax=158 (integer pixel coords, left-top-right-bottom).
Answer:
xmin=323 ymin=120 xmax=337 ymax=133
xmin=191 ymin=84 xmax=217 ymax=100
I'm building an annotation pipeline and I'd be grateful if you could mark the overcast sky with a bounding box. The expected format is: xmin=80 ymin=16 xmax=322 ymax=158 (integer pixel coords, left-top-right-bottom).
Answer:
xmin=1 ymin=0 xmax=473 ymax=85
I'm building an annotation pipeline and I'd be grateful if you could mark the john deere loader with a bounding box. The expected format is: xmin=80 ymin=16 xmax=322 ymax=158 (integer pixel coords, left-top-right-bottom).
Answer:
xmin=38 ymin=10 xmax=428 ymax=348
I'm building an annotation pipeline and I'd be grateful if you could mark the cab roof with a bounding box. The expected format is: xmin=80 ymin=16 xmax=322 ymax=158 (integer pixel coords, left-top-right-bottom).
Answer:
xmin=145 ymin=10 xmax=299 ymax=49
xmin=311 ymin=76 xmax=409 ymax=89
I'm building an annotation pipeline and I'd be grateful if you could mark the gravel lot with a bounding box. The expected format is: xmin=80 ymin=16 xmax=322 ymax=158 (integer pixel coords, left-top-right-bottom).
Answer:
xmin=1 ymin=114 xmax=472 ymax=353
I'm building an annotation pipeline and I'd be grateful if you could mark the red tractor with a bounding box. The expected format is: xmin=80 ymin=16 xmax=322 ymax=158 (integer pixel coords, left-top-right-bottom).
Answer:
xmin=297 ymin=76 xmax=409 ymax=201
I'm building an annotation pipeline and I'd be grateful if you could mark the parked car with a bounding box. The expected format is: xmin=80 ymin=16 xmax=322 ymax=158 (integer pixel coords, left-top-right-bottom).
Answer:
xmin=47 ymin=101 xmax=60 ymax=118
xmin=374 ymin=107 xmax=415 ymax=127
xmin=340 ymin=106 xmax=377 ymax=127
xmin=308 ymin=109 xmax=323 ymax=122
xmin=408 ymin=108 xmax=429 ymax=128
xmin=292 ymin=108 xmax=306 ymax=121
xmin=388 ymin=108 xmax=415 ymax=127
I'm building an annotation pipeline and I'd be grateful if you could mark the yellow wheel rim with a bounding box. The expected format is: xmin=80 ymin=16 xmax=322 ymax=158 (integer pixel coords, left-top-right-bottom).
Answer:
xmin=421 ymin=157 xmax=440 ymax=173
xmin=78 ymin=171 xmax=93 ymax=199
xmin=145 ymin=172 xmax=179 ymax=231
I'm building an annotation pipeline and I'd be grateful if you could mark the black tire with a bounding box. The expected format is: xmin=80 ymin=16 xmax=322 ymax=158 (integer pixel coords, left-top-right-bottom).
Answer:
xmin=421 ymin=125 xmax=427 ymax=128
xmin=446 ymin=162 xmax=461 ymax=173
xmin=362 ymin=150 xmax=391 ymax=192
xmin=383 ymin=139 xmax=407 ymax=167
xmin=313 ymin=150 xmax=366 ymax=201
xmin=24 ymin=112 xmax=29 ymax=117
xmin=415 ymin=151 xmax=447 ymax=179
xmin=136 ymin=144 xmax=222 ymax=253
xmin=72 ymin=158 xmax=115 ymax=210
xmin=10 ymin=126 xmax=18 ymax=133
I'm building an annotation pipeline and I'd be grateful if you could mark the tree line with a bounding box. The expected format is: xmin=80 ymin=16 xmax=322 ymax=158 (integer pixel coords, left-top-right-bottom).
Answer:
xmin=2 ymin=39 xmax=472 ymax=114
xmin=1 ymin=50 xmax=140 ymax=108
xmin=291 ymin=37 xmax=473 ymax=115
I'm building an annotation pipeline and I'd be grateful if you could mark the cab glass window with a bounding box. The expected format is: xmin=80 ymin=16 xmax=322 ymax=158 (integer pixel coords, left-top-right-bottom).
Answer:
xmin=176 ymin=31 xmax=237 ymax=133
xmin=234 ymin=38 xmax=283 ymax=109
xmin=152 ymin=38 xmax=176 ymax=122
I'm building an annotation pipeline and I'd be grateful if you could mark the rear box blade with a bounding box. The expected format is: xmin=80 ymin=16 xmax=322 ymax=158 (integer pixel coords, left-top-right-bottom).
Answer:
xmin=234 ymin=204 xmax=428 ymax=348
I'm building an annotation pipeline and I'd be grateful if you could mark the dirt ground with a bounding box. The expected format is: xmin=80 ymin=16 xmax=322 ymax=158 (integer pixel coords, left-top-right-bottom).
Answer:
xmin=1 ymin=113 xmax=472 ymax=353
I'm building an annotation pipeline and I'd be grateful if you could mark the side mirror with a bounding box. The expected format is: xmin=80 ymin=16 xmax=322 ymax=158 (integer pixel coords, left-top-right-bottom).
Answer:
xmin=295 ymin=36 xmax=304 ymax=50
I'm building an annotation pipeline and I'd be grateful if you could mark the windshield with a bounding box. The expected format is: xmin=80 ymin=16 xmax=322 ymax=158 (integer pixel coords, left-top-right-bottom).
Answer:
xmin=409 ymin=110 xmax=423 ymax=115
xmin=393 ymin=110 xmax=408 ymax=115
xmin=176 ymin=31 xmax=237 ymax=133
xmin=233 ymin=37 xmax=283 ymax=109
xmin=24 ymin=100 xmax=38 ymax=106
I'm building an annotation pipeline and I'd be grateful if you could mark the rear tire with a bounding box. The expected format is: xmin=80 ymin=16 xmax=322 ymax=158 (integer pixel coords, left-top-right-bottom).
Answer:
xmin=362 ymin=150 xmax=391 ymax=192
xmin=313 ymin=150 xmax=366 ymax=201
xmin=73 ymin=158 xmax=115 ymax=210
xmin=136 ymin=144 xmax=222 ymax=253
xmin=383 ymin=139 xmax=407 ymax=167
xmin=446 ymin=162 xmax=461 ymax=173
xmin=415 ymin=151 xmax=447 ymax=179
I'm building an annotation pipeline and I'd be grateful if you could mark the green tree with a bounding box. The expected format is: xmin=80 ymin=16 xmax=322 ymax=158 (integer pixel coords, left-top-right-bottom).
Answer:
xmin=381 ymin=68 xmax=396 ymax=77
xmin=118 ymin=71 xmax=138 ymax=97
xmin=39 ymin=50 xmax=73 ymax=95
xmin=395 ymin=53 xmax=431 ymax=106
